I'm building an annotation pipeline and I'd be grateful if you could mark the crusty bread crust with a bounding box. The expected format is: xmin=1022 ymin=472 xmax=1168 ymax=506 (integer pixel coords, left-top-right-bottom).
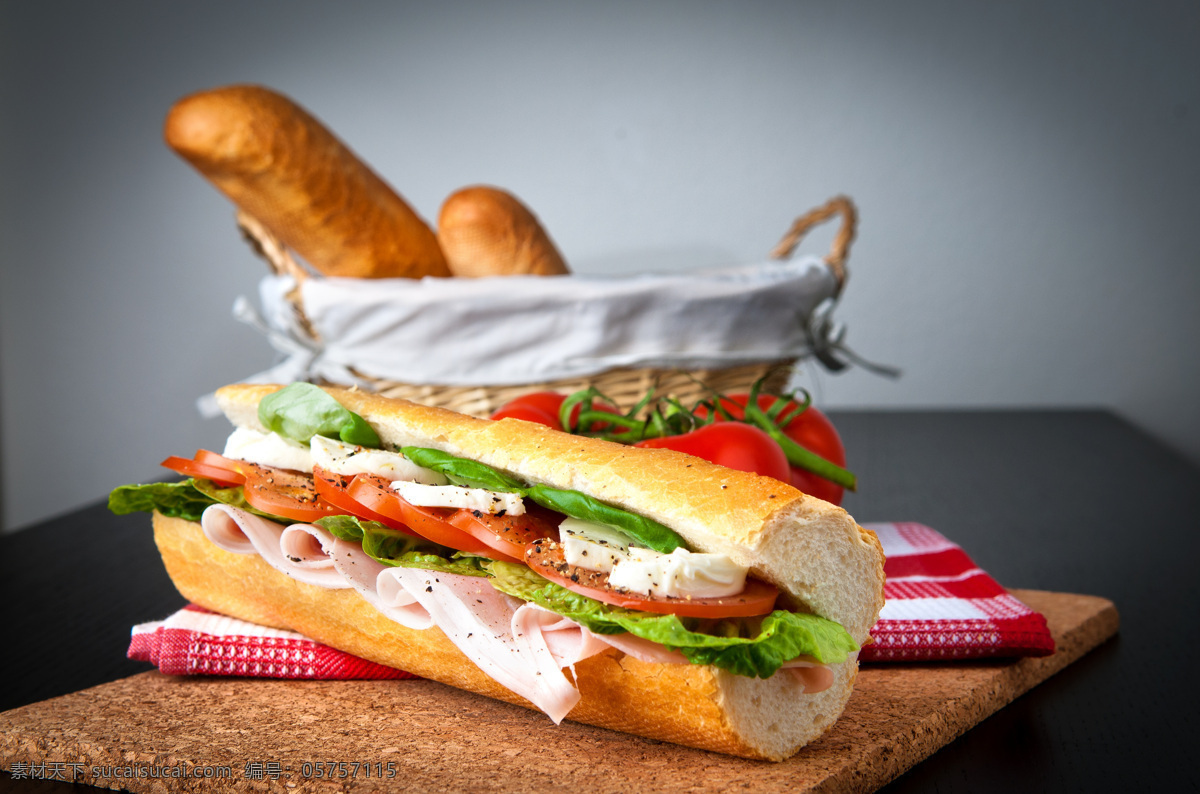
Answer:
xmin=153 ymin=513 xmax=859 ymax=760
xmin=216 ymin=383 xmax=886 ymax=642
xmin=164 ymin=85 xmax=449 ymax=279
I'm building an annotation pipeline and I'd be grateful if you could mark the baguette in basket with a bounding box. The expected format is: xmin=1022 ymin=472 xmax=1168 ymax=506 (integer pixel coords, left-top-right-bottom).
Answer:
xmin=113 ymin=382 xmax=885 ymax=760
xmin=165 ymin=84 xmax=449 ymax=279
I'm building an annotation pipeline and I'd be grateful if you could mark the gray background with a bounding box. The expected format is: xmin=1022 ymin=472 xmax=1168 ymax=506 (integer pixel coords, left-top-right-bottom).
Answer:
xmin=2 ymin=0 xmax=1197 ymax=532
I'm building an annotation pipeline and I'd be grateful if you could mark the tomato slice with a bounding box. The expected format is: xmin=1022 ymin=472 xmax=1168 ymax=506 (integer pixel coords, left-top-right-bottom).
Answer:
xmin=194 ymin=450 xmax=251 ymax=474
xmin=161 ymin=455 xmax=246 ymax=487
xmin=312 ymin=466 xmax=397 ymax=525
xmin=346 ymin=475 xmax=518 ymax=562
xmin=524 ymin=540 xmax=779 ymax=618
xmin=240 ymin=462 xmax=343 ymax=523
xmin=446 ymin=504 xmax=560 ymax=561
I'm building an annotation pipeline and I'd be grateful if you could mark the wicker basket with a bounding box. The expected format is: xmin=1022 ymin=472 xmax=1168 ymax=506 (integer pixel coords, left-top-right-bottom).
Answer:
xmin=235 ymin=196 xmax=858 ymax=418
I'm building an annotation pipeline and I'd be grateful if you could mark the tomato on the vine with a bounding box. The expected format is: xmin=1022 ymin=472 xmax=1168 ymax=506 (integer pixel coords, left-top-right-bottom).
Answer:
xmin=491 ymin=391 xmax=618 ymax=432
xmin=633 ymin=423 xmax=792 ymax=484
xmin=700 ymin=394 xmax=847 ymax=505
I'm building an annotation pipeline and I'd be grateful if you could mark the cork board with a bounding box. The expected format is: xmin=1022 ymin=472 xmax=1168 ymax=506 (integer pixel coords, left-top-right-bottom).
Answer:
xmin=0 ymin=589 xmax=1117 ymax=793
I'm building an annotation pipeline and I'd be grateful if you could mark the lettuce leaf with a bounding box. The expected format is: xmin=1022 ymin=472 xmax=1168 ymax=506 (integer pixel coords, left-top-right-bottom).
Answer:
xmin=485 ymin=561 xmax=858 ymax=677
xmin=259 ymin=382 xmax=381 ymax=447
xmin=314 ymin=515 xmax=490 ymax=577
xmin=108 ymin=481 xmax=214 ymax=522
xmin=109 ymin=479 xmax=288 ymax=523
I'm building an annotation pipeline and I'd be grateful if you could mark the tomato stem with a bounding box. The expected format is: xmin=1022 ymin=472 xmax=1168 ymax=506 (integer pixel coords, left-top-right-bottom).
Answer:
xmin=557 ymin=374 xmax=857 ymax=491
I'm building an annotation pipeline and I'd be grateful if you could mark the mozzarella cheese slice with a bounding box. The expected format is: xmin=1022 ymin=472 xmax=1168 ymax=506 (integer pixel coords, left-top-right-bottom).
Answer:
xmin=562 ymin=518 xmax=748 ymax=599
xmin=223 ymin=427 xmax=314 ymax=473
xmin=608 ymin=546 xmax=747 ymax=599
xmin=390 ymin=481 xmax=525 ymax=516
xmin=310 ymin=435 xmax=449 ymax=484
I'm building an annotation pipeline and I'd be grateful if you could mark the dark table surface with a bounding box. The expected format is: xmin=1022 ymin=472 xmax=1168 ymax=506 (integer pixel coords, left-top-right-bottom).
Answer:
xmin=3 ymin=409 xmax=1199 ymax=792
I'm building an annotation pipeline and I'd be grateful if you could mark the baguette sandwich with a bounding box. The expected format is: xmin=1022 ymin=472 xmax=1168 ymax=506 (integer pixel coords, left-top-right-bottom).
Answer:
xmin=111 ymin=383 xmax=885 ymax=761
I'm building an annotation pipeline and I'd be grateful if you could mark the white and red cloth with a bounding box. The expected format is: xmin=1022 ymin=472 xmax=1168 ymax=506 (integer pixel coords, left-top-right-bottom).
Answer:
xmin=129 ymin=522 xmax=1053 ymax=679
xmin=128 ymin=605 xmax=415 ymax=680
xmin=859 ymin=522 xmax=1055 ymax=662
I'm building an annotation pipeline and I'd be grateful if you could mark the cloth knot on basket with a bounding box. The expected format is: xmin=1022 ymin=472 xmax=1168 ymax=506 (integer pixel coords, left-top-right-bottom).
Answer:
xmin=226 ymin=196 xmax=881 ymax=418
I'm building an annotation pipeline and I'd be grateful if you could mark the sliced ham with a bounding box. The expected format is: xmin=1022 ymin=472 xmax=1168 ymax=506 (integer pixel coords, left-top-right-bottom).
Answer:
xmin=201 ymin=505 xmax=348 ymax=589
xmin=781 ymin=657 xmax=837 ymax=694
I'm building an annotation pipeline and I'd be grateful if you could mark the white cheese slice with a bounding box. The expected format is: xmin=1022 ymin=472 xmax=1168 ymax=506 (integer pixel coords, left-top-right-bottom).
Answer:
xmin=310 ymin=435 xmax=449 ymax=484
xmin=390 ymin=480 xmax=525 ymax=516
xmin=560 ymin=518 xmax=631 ymax=573
xmin=608 ymin=546 xmax=747 ymax=599
xmin=223 ymin=427 xmax=314 ymax=472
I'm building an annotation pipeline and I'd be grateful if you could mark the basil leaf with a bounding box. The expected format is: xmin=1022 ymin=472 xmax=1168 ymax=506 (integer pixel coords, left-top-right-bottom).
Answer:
xmin=258 ymin=383 xmax=381 ymax=447
xmin=402 ymin=448 xmax=686 ymax=552
xmin=401 ymin=447 xmax=526 ymax=492
xmin=107 ymin=481 xmax=214 ymax=522
xmin=526 ymin=485 xmax=684 ymax=553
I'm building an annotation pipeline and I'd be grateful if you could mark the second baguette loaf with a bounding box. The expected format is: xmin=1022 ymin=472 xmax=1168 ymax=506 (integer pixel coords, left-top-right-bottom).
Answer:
xmin=165 ymin=84 xmax=449 ymax=279
xmin=437 ymin=185 xmax=570 ymax=276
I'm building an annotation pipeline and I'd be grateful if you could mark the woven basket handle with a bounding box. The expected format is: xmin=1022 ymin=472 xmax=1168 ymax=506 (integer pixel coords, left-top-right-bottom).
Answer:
xmin=768 ymin=195 xmax=857 ymax=289
xmin=236 ymin=211 xmax=321 ymax=341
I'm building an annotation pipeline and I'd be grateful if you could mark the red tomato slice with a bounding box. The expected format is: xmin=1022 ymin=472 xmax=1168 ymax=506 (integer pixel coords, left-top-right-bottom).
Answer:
xmin=240 ymin=462 xmax=343 ymax=523
xmin=524 ymin=540 xmax=779 ymax=618
xmin=346 ymin=475 xmax=518 ymax=562
xmin=446 ymin=505 xmax=560 ymax=561
xmin=194 ymin=450 xmax=251 ymax=475
xmin=161 ymin=455 xmax=246 ymax=487
xmin=634 ymin=423 xmax=792 ymax=483
xmin=312 ymin=466 xmax=398 ymax=525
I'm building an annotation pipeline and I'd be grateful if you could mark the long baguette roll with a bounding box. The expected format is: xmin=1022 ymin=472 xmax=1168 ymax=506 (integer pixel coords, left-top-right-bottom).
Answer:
xmin=156 ymin=383 xmax=884 ymax=760
xmin=164 ymin=85 xmax=449 ymax=279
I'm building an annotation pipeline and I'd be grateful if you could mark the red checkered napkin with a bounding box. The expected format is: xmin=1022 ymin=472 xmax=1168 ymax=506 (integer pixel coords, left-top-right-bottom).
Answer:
xmin=129 ymin=523 xmax=1054 ymax=678
xmin=860 ymin=522 xmax=1056 ymax=662
xmin=128 ymin=605 xmax=417 ymax=680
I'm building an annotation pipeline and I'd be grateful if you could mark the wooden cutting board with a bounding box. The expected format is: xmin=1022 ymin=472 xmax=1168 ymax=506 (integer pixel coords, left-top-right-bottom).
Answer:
xmin=0 ymin=589 xmax=1116 ymax=793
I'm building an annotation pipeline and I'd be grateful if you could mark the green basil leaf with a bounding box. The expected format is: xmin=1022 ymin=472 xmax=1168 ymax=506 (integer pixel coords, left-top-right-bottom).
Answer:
xmin=258 ymin=383 xmax=381 ymax=447
xmin=526 ymin=485 xmax=684 ymax=553
xmin=401 ymin=447 xmax=527 ymax=492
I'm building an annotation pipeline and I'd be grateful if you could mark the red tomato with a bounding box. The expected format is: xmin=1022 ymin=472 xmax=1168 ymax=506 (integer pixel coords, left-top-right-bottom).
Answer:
xmin=193 ymin=450 xmax=250 ymax=474
xmin=239 ymin=462 xmax=344 ymax=523
xmin=490 ymin=401 xmax=563 ymax=429
xmin=446 ymin=506 xmax=560 ymax=561
xmin=491 ymin=391 xmax=619 ymax=432
xmin=161 ymin=455 xmax=246 ymax=487
xmin=634 ymin=423 xmax=792 ymax=483
xmin=700 ymin=394 xmax=847 ymax=505
xmin=525 ymin=540 xmax=779 ymax=618
xmin=312 ymin=466 xmax=398 ymax=526
xmin=345 ymin=475 xmax=521 ymax=562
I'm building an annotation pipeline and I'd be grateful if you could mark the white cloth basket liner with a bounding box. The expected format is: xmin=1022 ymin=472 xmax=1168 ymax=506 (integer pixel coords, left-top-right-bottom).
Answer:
xmin=236 ymin=255 xmax=844 ymax=388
